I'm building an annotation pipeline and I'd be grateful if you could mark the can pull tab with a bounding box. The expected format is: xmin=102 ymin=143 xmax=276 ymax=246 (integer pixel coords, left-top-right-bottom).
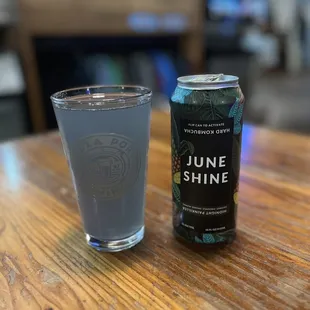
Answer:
xmin=206 ymin=74 xmax=224 ymax=82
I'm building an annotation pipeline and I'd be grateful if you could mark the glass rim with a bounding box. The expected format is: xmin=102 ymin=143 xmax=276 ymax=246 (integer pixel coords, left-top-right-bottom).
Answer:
xmin=50 ymin=85 xmax=152 ymax=105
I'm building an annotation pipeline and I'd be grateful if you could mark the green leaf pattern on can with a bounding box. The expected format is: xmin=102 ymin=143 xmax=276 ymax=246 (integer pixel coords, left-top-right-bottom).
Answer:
xmin=195 ymin=233 xmax=226 ymax=244
xmin=229 ymin=98 xmax=244 ymax=134
xmin=171 ymin=113 xmax=180 ymax=152
xmin=171 ymin=87 xmax=192 ymax=104
xmin=172 ymin=182 xmax=181 ymax=203
xmin=195 ymin=234 xmax=215 ymax=244
xmin=232 ymin=136 xmax=241 ymax=178
xmin=179 ymin=140 xmax=195 ymax=156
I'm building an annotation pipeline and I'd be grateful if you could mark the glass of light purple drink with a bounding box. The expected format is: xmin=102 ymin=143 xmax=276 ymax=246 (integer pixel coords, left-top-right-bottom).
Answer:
xmin=51 ymin=86 xmax=152 ymax=252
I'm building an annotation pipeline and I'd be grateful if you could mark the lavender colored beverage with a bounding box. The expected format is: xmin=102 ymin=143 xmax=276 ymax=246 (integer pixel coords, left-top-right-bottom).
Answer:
xmin=51 ymin=86 xmax=152 ymax=252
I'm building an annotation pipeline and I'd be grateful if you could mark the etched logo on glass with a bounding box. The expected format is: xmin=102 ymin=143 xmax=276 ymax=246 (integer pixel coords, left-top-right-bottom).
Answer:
xmin=75 ymin=134 xmax=141 ymax=200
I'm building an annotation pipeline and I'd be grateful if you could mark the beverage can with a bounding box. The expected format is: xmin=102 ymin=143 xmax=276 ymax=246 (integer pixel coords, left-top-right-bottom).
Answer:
xmin=170 ymin=74 xmax=245 ymax=245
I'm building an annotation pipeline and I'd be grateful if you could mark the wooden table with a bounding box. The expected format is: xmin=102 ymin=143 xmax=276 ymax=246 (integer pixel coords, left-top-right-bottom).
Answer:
xmin=0 ymin=111 xmax=309 ymax=309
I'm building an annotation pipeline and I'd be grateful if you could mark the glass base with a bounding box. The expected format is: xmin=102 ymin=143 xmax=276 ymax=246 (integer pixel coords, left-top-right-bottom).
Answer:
xmin=86 ymin=226 xmax=144 ymax=252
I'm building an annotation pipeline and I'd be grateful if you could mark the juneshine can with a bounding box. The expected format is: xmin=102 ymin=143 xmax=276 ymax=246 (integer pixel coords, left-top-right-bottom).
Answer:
xmin=170 ymin=74 xmax=245 ymax=245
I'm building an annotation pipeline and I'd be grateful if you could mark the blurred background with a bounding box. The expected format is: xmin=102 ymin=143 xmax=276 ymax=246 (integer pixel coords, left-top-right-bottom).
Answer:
xmin=0 ymin=0 xmax=310 ymax=142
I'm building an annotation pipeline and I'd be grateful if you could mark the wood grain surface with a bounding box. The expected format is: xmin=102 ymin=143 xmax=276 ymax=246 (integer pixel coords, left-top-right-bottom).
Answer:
xmin=0 ymin=111 xmax=309 ymax=309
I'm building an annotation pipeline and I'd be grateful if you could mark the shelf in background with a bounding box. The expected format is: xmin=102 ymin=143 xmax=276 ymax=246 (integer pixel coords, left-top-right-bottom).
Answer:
xmin=20 ymin=0 xmax=198 ymax=36
xmin=18 ymin=0 xmax=205 ymax=132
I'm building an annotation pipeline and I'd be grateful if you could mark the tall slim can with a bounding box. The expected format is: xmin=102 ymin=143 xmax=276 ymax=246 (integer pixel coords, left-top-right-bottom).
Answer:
xmin=170 ymin=74 xmax=245 ymax=245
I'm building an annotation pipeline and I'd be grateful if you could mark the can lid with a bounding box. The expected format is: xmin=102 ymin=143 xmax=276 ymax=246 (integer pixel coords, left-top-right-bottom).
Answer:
xmin=177 ymin=74 xmax=239 ymax=90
